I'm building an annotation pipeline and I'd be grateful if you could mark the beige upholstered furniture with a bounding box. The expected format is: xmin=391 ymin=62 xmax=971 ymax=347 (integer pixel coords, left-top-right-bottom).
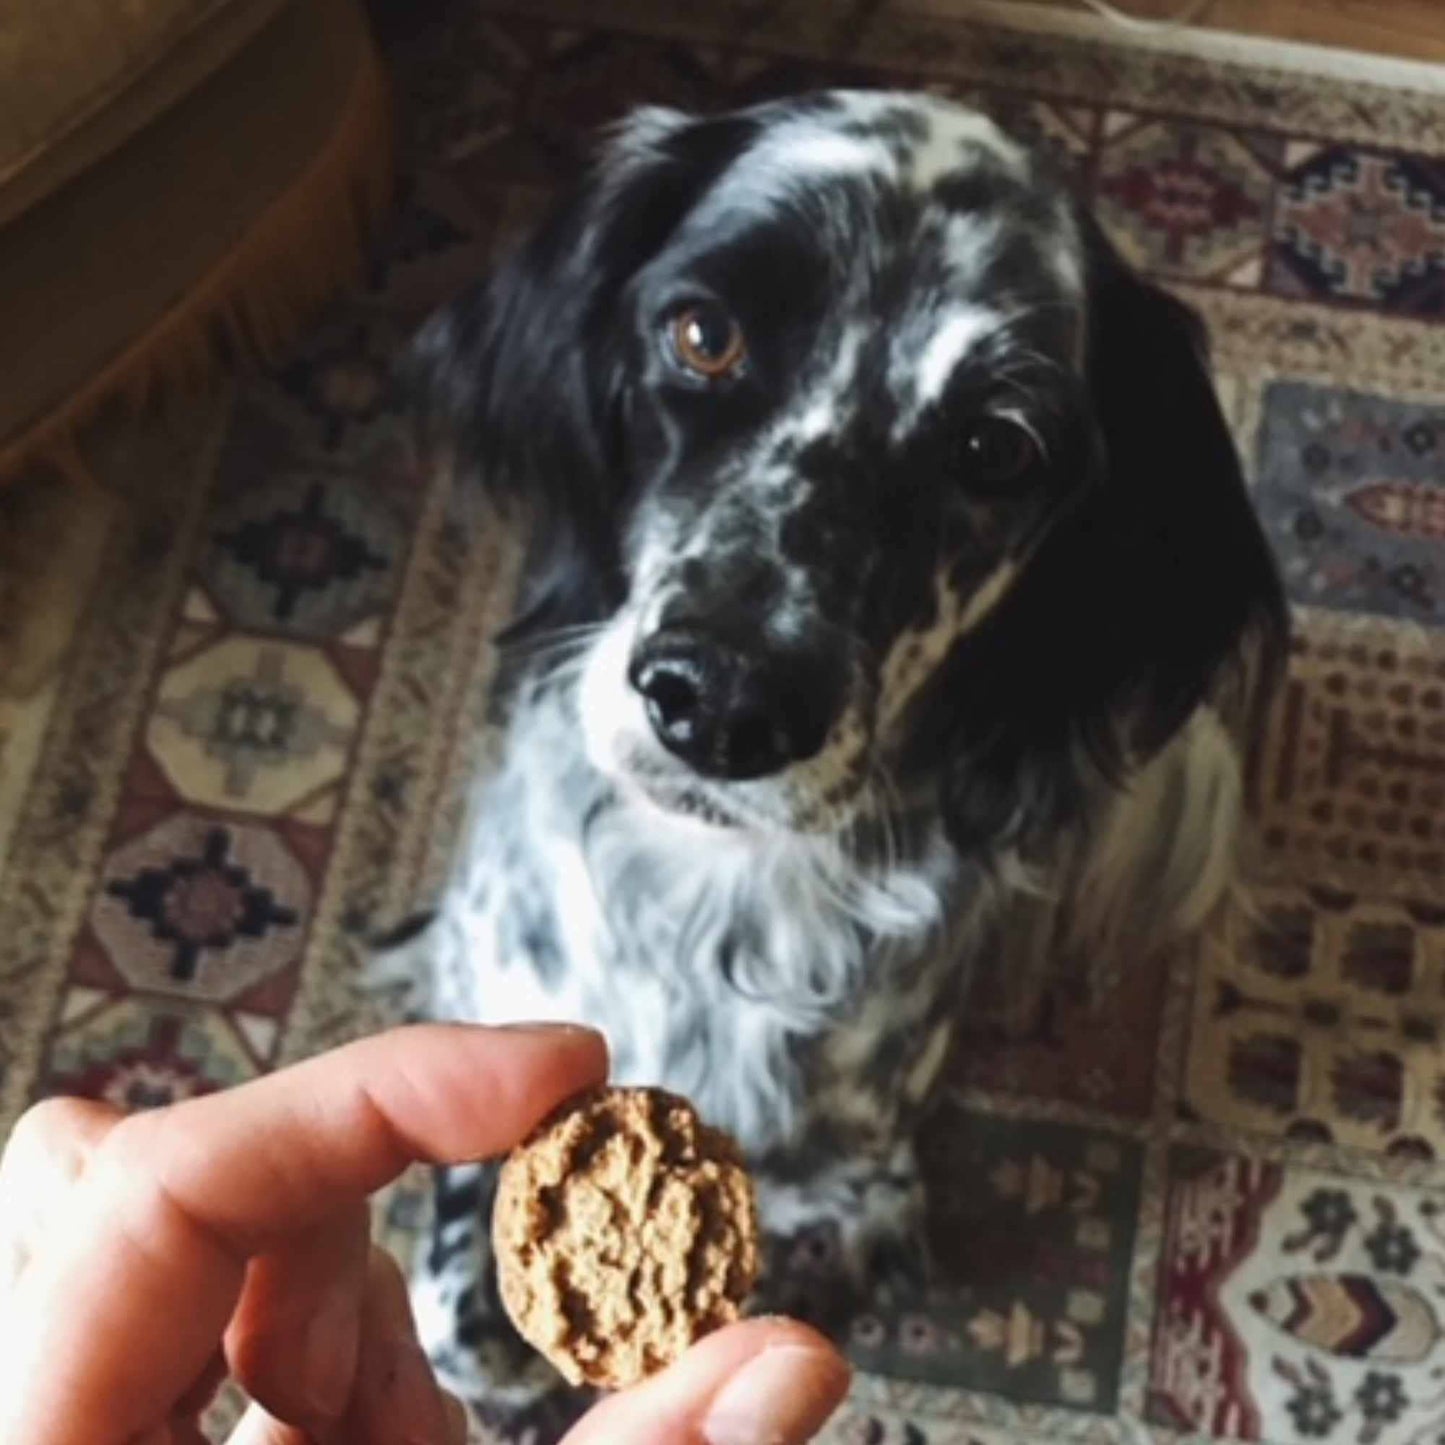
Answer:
xmin=0 ymin=0 xmax=393 ymax=478
xmin=0 ymin=0 xmax=392 ymax=697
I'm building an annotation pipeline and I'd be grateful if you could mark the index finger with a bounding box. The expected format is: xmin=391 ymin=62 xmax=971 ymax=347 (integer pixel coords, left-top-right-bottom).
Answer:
xmin=112 ymin=1021 xmax=606 ymax=1248
xmin=0 ymin=1022 xmax=606 ymax=1445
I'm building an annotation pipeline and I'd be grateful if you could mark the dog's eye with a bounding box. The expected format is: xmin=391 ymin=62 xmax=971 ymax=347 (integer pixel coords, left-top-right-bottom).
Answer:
xmin=957 ymin=417 xmax=1041 ymax=487
xmin=669 ymin=303 xmax=747 ymax=381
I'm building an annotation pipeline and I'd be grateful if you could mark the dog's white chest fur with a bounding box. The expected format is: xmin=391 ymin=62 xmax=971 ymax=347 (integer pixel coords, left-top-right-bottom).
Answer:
xmin=403 ymin=684 xmax=969 ymax=1158
xmin=384 ymin=680 xmax=1244 ymax=1160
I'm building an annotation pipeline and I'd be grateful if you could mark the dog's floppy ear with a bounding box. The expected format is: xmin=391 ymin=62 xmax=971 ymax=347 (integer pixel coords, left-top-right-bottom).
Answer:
xmin=940 ymin=224 xmax=1287 ymax=850
xmin=408 ymin=107 xmax=753 ymax=635
xmin=1067 ymin=222 xmax=1288 ymax=752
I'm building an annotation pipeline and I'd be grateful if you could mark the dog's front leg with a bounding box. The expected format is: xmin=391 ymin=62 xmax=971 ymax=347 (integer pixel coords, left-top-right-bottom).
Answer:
xmin=752 ymin=1135 xmax=930 ymax=1333
xmin=412 ymin=1161 xmax=592 ymax=1437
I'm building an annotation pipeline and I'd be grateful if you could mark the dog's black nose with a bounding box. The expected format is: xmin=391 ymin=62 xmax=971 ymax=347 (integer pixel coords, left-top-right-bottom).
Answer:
xmin=628 ymin=629 xmax=832 ymax=781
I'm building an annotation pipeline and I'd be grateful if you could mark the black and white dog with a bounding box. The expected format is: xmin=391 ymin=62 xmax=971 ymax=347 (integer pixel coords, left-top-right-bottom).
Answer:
xmin=383 ymin=89 xmax=1287 ymax=1422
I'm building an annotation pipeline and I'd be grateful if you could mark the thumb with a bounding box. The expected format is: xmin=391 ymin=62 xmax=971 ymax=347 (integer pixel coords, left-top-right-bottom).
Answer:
xmin=562 ymin=1318 xmax=850 ymax=1445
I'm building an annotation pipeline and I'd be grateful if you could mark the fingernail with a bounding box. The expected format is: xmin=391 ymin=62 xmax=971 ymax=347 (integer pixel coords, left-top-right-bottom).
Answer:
xmin=703 ymin=1345 xmax=851 ymax=1445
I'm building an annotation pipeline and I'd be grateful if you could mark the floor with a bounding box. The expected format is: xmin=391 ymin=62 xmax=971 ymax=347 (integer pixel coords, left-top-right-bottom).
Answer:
xmin=989 ymin=0 xmax=1445 ymax=64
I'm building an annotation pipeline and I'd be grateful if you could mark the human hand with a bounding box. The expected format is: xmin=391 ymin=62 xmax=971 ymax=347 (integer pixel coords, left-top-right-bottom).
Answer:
xmin=0 ymin=1023 xmax=850 ymax=1444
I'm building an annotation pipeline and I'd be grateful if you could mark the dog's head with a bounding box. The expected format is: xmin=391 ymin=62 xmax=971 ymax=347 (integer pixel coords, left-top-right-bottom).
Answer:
xmin=417 ymin=91 xmax=1285 ymax=843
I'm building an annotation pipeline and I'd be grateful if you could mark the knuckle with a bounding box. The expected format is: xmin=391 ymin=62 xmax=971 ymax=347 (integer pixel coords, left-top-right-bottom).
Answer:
xmin=4 ymin=1096 xmax=109 ymax=1170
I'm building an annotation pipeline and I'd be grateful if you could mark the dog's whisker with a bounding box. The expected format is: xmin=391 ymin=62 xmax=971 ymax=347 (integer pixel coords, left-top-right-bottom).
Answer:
xmin=863 ymin=762 xmax=905 ymax=880
xmin=500 ymin=623 xmax=608 ymax=685
xmin=501 ymin=622 xmax=607 ymax=662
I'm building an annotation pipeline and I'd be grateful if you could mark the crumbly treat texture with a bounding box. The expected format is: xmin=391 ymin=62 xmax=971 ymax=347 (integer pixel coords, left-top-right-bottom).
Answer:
xmin=492 ymin=1085 xmax=760 ymax=1390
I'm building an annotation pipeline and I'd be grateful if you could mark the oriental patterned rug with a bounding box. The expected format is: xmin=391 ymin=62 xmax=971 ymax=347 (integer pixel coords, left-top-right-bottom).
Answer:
xmin=3 ymin=3 xmax=1445 ymax=1442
